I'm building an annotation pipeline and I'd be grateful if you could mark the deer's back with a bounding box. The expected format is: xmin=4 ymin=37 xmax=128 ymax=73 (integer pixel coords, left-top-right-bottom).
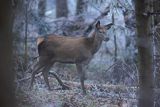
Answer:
xmin=37 ymin=35 xmax=94 ymax=63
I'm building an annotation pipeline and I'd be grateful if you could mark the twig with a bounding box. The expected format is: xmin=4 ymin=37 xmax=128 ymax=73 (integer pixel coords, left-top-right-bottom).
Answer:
xmin=105 ymin=60 xmax=119 ymax=72
xmin=83 ymin=6 xmax=111 ymax=35
xmin=17 ymin=72 xmax=42 ymax=82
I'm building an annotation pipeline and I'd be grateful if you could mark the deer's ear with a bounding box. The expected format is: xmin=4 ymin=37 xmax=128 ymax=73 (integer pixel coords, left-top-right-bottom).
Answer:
xmin=96 ymin=21 xmax=100 ymax=29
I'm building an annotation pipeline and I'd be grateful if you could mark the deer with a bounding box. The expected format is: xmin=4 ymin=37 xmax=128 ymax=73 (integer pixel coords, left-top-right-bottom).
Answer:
xmin=29 ymin=21 xmax=112 ymax=94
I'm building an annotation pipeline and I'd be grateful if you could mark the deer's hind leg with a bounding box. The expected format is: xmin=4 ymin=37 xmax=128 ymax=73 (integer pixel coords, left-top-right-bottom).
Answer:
xmin=42 ymin=66 xmax=51 ymax=90
xmin=29 ymin=56 xmax=51 ymax=89
xmin=41 ymin=62 xmax=53 ymax=90
xmin=41 ymin=61 xmax=70 ymax=90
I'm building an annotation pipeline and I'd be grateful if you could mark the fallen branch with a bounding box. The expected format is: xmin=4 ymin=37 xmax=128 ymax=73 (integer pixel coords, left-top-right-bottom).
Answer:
xmin=17 ymin=72 xmax=42 ymax=82
xmin=17 ymin=73 xmax=137 ymax=92
xmin=62 ymin=80 xmax=137 ymax=91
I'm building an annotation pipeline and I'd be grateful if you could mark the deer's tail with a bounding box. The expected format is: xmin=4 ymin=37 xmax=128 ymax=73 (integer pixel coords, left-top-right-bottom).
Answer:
xmin=37 ymin=37 xmax=45 ymax=55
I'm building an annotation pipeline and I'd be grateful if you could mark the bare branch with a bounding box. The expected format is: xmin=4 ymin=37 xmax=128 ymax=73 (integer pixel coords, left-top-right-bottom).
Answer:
xmin=83 ymin=6 xmax=111 ymax=35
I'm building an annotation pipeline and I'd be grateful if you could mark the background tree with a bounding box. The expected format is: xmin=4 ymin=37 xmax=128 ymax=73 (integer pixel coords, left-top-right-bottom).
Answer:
xmin=153 ymin=0 xmax=160 ymax=26
xmin=24 ymin=1 xmax=28 ymax=69
xmin=76 ymin=0 xmax=87 ymax=21
xmin=56 ymin=0 xmax=68 ymax=18
xmin=38 ymin=0 xmax=46 ymax=34
xmin=153 ymin=0 xmax=160 ymax=88
xmin=152 ymin=1 xmax=160 ymax=106
xmin=135 ymin=0 xmax=154 ymax=107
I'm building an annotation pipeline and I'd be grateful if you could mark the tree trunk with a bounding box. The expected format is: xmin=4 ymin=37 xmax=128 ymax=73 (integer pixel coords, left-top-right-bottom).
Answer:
xmin=114 ymin=34 xmax=117 ymax=63
xmin=38 ymin=0 xmax=46 ymax=35
xmin=56 ymin=0 xmax=68 ymax=18
xmin=113 ymin=31 xmax=119 ymax=83
xmin=135 ymin=0 xmax=154 ymax=107
xmin=153 ymin=0 xmax=160 ymax=88
xmin=153 ymin=0 xmax=160 ymax=25
xmin=24 ymin=1 xmax=28 ymax=70
xmin=153 ymin=1 xmax=160 ymax=106
xmin=76 ymin=0 xmax=87 ymax=21
xmin=0 ymin=0 xmax=15 ymax=107
xmin=38 ymin=0 xmax=46 ymax=17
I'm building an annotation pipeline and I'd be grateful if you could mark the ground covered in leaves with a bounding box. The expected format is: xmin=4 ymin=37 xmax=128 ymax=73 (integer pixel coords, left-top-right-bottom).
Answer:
xmin=16 ymin=76 xmax=137 ymax=107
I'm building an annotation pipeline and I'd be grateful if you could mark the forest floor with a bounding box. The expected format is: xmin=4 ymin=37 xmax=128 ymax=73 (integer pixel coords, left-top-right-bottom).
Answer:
xmin=16 ymin=75 xmax=138 ymax=107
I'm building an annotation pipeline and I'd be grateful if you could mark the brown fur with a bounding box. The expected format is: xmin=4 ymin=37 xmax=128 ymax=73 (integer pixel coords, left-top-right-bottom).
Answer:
xmin=37 ymin=35 xmax=95 ymax=63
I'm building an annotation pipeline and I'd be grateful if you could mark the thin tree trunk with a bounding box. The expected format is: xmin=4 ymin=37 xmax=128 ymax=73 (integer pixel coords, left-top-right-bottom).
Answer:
xmin=113 ymin=32 xmax=118 ymax=83
xmin=56 ymin=0 xmax=68 ymax=18
xmin=135 ymin=0 xmax=154 ymax=107
xmin=114 ymin=34 xmax=117 ymax=62
xmin=76 ymin=0 xmax=87 ymax=21
xmin=153 ymin=0 xmax=160 ymax=25
xmin=38 ymin=0 xmax=46 ymax=35
xmin=38 ymin=0 xmax=46 ymax=17
xmin=24 ymin=1 xmax=28 ymax=70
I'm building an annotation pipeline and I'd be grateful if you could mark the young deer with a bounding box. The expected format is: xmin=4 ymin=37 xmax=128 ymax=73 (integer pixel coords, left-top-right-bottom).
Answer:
xmin=29 ymin=21 xmax=112 ymax=94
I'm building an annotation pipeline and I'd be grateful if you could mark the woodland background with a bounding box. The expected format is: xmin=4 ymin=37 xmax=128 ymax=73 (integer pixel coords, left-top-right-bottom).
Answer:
xmin=0 ymin=0 xmax=160 ymax=107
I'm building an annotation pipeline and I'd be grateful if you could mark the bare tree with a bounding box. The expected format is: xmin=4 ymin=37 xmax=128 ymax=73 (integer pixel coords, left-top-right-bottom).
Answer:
xmin=56 ymin=0 xmax=68 ymax=18
xmin=38 ymin=0 xmax=46 ymax=17
xmin=113 ymin=30 xmax=118 ymax=82
xmin=135 ymin=0 xmax=154 ymax=107
xmin=24 ymin=1 xmax=28 ymax=69
xmin=153 ymin=0 xmax=160 ymax=26
xmin=38 ymin=0 xmax=46 ymax=34
xmin=76 ymin=0 xmax=87 ymax=21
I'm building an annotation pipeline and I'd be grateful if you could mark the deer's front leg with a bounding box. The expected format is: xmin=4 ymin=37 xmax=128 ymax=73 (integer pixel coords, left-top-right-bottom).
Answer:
xmin=76 ymin=63 xmax=86 ymax=94
xmin=49 ymin=71 xmax=70 ymax=90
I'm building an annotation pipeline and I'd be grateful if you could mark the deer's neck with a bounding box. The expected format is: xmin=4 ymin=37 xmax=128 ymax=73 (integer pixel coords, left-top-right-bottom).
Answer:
xmin=90 ymin=31 xmax=103 ymax=54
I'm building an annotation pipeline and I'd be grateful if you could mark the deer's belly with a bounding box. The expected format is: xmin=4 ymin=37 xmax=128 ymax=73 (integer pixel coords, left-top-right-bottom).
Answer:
xmin=54 ymin=53 xmax=90 ymax=64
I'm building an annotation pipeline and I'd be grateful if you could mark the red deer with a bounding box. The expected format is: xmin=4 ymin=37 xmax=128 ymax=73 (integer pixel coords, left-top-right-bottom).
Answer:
xmin=29 ymin=21 xmax=112 ymax=94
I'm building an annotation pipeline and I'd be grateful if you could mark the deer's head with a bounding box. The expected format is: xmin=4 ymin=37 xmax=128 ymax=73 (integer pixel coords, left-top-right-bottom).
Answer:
xmin=95 ymin=21 xmax=112 ymax=42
